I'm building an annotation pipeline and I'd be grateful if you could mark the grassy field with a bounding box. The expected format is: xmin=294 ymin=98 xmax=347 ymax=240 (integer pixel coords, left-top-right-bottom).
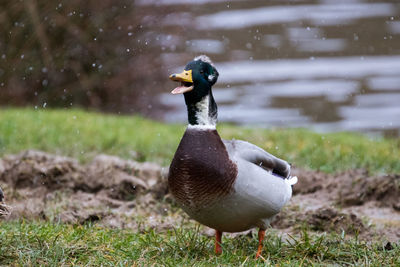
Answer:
xmin=1 ymin=108 xmax=400 ymax=265
xmin=0 ymin=221 xmax=398 ymax=266
xmin=1 ymin=108 xmax=400 ymax=173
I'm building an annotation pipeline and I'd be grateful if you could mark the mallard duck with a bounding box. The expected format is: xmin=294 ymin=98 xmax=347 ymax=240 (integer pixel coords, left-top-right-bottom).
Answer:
xmin=168 ymin=55 xmax=297 ymax=258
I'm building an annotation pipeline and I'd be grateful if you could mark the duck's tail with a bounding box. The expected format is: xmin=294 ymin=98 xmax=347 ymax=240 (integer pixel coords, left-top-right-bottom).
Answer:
xmin=285 ymin=176 xmax=298 ymax=186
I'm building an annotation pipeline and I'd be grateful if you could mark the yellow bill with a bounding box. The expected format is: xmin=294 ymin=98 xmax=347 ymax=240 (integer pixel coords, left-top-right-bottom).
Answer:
xmin=169 ymin=69 xmax=194 ymax=94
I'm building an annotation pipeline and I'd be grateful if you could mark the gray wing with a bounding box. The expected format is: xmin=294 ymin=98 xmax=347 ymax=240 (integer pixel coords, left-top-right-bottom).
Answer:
xmin=223 ymin=139 xmax=291 ymax=178
xmin=0 ymin=187 xmax=3 ymax=202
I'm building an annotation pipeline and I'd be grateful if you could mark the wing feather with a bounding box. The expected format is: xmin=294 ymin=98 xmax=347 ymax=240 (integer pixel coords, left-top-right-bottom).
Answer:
xmin=223 ymin=139 xmax=291 ymax=178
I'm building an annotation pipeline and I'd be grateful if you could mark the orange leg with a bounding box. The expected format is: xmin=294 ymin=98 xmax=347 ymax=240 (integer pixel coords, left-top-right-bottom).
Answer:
xmin=215 ymin=230 xmax=223 ymax=255
xmin=255 ymin=229 xmax=266 ymax=259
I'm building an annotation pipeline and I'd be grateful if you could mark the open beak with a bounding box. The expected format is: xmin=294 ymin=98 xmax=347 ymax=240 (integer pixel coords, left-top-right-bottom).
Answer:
xmin=169 ymin=69 xmax=194 ymax=94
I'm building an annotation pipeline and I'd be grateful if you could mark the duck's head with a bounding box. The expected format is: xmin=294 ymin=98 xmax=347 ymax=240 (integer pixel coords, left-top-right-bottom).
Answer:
xmin=169 ymin=55 xmax=219 ymax=104
xmin=169 ymin=55 xmax=219 ymax=126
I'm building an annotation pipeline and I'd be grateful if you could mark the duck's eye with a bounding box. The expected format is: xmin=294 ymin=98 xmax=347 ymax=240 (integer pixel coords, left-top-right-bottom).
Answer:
xmin=200 ymin=70 xmax=204 ymax=74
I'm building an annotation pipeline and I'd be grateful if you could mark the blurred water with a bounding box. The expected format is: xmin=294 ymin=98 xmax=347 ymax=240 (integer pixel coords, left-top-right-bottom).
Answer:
xmin=139 ymin=0 xmax=400 ymax=136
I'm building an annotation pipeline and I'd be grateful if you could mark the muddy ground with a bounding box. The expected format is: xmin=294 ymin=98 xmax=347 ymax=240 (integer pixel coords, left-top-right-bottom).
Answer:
xmin=0 ymin=150 xmax=399 ymax=242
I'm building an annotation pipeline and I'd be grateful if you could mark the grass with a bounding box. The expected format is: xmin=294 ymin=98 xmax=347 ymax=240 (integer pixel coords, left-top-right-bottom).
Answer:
xmin=1 ymin=108 xmax=400 ymax=173
xmin=0 ymin=221 xmax=399 ymax=266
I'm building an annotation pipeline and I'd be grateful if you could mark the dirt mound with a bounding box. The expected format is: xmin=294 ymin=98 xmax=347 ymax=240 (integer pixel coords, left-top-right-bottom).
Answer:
xmin=337 ymin=173 xmax=400 ymax=210
xmin=0 ymin=150 xmax=169 ymax=226
xmin=291 ymin=169 xmax=329 ymax=195
xmin=0 ymin=151 xmax=399 ymax=241
xmin=281 ymin=168 xmax=400 ymax=241
xmin=292 ymin=168 xmax=400 ymax=211
xmin=0 ymin=150 xmax=78 ymax=190
xmin=0 ymin=150 xmax=168 ymax=201
xmin=272 ymin=206 xmax=365 ymax=235
xmin=306 ymin=207 xmax=365 ymax=234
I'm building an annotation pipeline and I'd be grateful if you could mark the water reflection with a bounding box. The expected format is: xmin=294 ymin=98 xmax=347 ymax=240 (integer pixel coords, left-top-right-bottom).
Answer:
xmin=216 ymin=56 xmax=400 ymax=82
xmin=194 ymin=3 xmax=395 ymax=29
xmin=139 ymin=0 xmax=400 ymax=136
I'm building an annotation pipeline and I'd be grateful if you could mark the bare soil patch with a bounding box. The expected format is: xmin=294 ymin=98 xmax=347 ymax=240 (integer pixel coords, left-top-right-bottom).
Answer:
xmin=0 ymin=150 xmax=399 ymax=241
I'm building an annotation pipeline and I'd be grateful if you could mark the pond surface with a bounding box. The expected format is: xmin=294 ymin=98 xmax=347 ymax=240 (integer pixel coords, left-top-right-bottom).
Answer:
xmin=138 ymin=0 xmax=400 ymax=136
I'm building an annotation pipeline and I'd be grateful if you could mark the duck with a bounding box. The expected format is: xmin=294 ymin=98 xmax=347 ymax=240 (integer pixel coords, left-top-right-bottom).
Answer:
xmin=168 ymin=55 xmax=297 ymax=258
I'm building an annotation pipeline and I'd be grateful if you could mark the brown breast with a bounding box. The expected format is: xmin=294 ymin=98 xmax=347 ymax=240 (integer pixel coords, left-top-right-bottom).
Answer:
xmin=168 ymin=128 xmax=238 ymax=209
